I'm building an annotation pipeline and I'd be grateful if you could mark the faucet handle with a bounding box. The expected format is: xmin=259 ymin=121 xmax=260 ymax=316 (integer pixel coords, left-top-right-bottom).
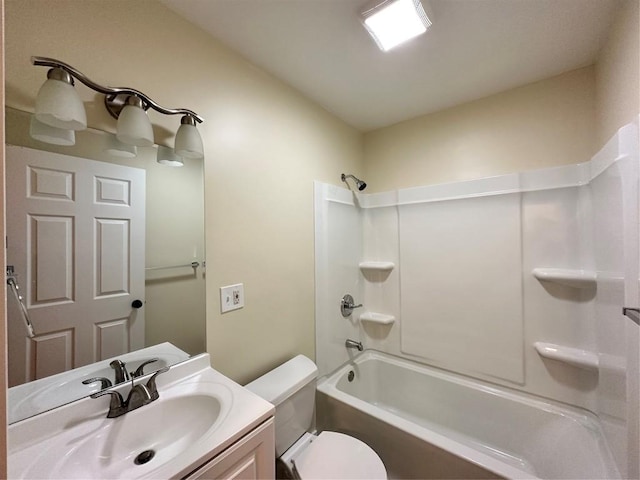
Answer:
xmin=82 ymin=377 xmax=113 ymax=390
xmin=341 ymin=294 xmax=363 ymax=317
xmin=91 ymin=389 xmax=126 ymax=418
xmin=145 ymin=366 xmax=170 ymax=401
xmin=132 ymin=358 xmax=159 ymax=378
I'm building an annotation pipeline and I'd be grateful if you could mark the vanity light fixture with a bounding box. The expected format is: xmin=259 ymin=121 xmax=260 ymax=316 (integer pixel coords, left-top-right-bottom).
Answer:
xmin=361 ymin=0 xmax=432 ymax=52
xmin=30 ymin=56 xmax=204 ymax=159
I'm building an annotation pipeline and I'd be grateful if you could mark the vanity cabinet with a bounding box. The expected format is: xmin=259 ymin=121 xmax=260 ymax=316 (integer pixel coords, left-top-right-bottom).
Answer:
xmin=185 ymin=418 xmax=275 ymax=480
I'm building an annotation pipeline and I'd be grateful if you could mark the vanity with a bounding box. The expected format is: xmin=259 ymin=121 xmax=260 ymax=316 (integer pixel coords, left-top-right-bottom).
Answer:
xmin=8 ymin=353 xmax=276 ymax=479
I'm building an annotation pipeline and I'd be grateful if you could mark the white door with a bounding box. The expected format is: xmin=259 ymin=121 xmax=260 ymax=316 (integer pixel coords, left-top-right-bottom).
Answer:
xmin=6 ymin=145 xmax=145 ymax=387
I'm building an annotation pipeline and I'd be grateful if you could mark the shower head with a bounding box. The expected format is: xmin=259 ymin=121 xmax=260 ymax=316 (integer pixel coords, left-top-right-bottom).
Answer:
xmin=341 ymin=173 xmax=367 ymax=191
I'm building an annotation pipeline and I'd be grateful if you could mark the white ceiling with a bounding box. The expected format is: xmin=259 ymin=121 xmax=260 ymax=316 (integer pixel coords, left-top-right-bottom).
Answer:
xmin=161 ymin=0 xmax=620 ymax=132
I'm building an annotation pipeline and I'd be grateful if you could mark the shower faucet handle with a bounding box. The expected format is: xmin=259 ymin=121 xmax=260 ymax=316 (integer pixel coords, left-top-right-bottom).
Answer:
xmin=341 ymin=294 xmax=363 ymax=317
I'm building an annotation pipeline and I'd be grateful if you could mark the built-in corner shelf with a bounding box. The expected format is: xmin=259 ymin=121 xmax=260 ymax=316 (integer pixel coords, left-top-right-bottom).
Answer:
xmin=533 ymin=342 xmax=599 ymax=370
xmin=360 ymin=312 xmax=395 ymax=325
xmin=359 ymin=261 xmax=395 ymax=272
xmin=532 ymin=268 xmax=597 ymax=288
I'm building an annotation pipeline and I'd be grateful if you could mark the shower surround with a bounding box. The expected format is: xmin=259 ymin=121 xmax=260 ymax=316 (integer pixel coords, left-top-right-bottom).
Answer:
xmin=314 ymin=120 xmax=639 ymax=478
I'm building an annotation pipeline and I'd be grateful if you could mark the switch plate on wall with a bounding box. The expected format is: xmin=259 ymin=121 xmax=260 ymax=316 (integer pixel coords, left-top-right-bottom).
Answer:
xmin=220 ymin=283 xmax=244 ymax=313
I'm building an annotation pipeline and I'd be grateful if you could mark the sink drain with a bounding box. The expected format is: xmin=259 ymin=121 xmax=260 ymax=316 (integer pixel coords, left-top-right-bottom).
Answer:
xmin=134 ymin=450 xmax=156 ymax=465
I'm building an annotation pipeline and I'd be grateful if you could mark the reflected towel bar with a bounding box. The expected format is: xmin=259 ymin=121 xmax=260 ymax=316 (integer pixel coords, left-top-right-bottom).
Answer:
xmin=6 ymin=266 xmax=35 ymax=338
xmin=145 ymin=261 xmax=200 ymax=271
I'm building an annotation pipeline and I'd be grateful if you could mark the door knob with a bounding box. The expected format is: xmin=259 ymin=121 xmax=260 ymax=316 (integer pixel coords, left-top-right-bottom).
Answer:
xmin=131 ymin=299 xmax=143 ymax=309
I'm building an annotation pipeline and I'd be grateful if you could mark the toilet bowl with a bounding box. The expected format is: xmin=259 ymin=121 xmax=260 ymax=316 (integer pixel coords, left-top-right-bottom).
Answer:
xmin=245 ymin=355 xmax=387 ymax=479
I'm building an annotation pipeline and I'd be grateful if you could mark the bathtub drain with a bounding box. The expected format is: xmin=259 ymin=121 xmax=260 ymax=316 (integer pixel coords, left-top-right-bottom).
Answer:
xmin=134 ymin=449 xmax=156 ymax=465
xmin=348 ymin=370 xmax=355 ymax=382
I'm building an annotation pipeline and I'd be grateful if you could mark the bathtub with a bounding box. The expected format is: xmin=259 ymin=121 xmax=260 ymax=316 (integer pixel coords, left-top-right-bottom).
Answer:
xmin=316 ymin=350 xmax=619 ymax=479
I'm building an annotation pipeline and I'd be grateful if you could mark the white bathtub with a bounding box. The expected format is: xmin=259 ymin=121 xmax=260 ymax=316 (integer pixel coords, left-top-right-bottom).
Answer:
xmin=316 ymin=351 xmax=619 ymax=479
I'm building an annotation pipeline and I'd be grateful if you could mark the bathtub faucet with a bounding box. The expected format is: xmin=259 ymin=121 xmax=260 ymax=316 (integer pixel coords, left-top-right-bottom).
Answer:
xmin=345 ymin=339 xmax=363 ymax=351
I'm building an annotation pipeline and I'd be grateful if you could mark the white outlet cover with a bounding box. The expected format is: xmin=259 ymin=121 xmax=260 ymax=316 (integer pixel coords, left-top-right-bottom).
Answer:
xmin=220 ymin=283 xmax=244 ymax=313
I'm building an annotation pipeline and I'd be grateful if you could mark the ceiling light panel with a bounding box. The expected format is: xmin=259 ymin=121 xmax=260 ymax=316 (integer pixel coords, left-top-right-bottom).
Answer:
xmin=362 ymin=0 xmax=432 ymax=52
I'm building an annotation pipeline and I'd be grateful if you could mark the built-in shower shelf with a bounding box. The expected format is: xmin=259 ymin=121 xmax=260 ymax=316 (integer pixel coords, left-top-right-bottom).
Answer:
xmin=360 ymin=312 xmax=395 ymax=325
xmin=533 ymin=342 xmax=599 ymax=370
xmin=532 ymin=268 xmax=596 ymax=288
xmin=359 ymin=261 xmax=395 ymax=272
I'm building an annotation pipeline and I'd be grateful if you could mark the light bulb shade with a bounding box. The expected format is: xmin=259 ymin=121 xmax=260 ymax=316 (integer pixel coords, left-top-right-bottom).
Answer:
xmin=175 ymin=121 xmax=204 ymax=159
xmin=106 ymin=135 xmax=137 ymax=158
xmin=34 ymin=78 xmax=87 ymax=130
xmin=29 ymin=115 xmax=75 ymax=146
xmin=116 ymin=103 xmax=154 ymax=147
xmin=157 ymin=145 xmax=184 ymax=167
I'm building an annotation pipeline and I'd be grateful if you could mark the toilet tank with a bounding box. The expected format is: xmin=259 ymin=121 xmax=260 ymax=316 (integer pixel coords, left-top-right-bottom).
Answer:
xmin=245 ymin=355 xmax=318 ymax=456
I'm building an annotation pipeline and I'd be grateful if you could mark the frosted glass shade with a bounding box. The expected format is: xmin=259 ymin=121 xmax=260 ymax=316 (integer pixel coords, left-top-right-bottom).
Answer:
xmin=116 ymin=104 xmax=154 ymax=147
xmin=34 ymin=78 xmax=87 ymax=130
xmin=157 ymin=145 xmax=184 ymax=167
xmin=29 ymin=115 xmax=75 ymax=146
xmin=106 ymin=135 xmax=137 ymax=158
xmin=175 ymin=123 xmax=204 ymax=159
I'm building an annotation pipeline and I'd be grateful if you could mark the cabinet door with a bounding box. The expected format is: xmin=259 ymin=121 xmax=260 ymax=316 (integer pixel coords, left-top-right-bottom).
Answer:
xmin=187 ymin=419 xmax=275 ymax=480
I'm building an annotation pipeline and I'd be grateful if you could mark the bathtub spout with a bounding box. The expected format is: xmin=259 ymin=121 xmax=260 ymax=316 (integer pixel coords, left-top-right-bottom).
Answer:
xmin=345 ymin=339 xmax=363 ymax=351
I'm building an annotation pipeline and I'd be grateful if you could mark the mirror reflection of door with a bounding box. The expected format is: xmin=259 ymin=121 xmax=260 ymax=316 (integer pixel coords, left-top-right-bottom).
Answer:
xmin=7 ymin=146 xmax=145 ymax=387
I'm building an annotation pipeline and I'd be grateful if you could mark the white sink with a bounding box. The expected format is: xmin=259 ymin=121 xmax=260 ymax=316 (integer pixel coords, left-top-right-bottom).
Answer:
xmin=9 ymin=353 xmax=274 ymax=479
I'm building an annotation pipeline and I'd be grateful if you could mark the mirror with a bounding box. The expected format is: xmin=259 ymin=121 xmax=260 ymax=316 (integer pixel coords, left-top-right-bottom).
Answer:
xmin=5 ymin=107 xmax=206 ymax=423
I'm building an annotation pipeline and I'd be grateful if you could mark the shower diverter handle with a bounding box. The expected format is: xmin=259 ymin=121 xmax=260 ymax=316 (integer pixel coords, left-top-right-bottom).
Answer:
xmin=341 ymin=294 xmax=363 ymax=317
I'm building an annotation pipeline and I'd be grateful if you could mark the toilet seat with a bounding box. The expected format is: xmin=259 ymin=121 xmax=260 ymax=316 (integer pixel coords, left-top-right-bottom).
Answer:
xmin=293 ymin=431 xmax=387 ymax=479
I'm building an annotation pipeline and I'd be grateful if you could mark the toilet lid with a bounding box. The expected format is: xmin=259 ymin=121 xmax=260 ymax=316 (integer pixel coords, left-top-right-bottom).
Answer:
xmin=294 ymin=431 xmax=387 ymax=479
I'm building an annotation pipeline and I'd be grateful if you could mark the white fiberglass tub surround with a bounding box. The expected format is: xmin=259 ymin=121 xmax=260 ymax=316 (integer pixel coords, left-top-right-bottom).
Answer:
xmin=317 ymin=351 xmax=619 ymax=479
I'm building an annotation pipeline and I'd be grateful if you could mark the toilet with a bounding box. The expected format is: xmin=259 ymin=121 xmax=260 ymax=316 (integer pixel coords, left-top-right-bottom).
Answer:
xmin=245 ymin=355 xmax=387 ymax=479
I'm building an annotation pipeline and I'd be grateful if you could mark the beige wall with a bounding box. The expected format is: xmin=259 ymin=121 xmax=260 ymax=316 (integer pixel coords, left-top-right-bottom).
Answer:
xmin=363 ymin=67 xmax=597 ymax=192
xmin=4 ymin=0 xmax=363 ymax=384
xmin=595 ymin=0 xmax=640 ymax=146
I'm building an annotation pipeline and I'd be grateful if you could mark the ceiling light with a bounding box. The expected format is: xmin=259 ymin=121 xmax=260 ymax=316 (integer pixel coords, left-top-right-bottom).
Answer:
xmin=157 ymin=145 xmax=184 ymax=167
xmin=116 ymin=96 xmax=154 ymax=147
xmin=362 ymin=0 xmax=432 ymax=52
xmin=34 ymin=68 xmax=87 ymax=130
xmin=174 ymin=115 xmax=204 ymax=160
xmin=29 ymin=115 xmax=75 ymax=146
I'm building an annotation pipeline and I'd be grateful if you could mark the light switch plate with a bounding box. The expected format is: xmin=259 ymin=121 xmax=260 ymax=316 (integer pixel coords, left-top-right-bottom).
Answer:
xmin=220 ymin=283 xmax=244 ymax=313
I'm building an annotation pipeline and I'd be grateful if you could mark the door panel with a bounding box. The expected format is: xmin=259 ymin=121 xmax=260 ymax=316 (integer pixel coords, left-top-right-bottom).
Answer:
xmin=7 ymin=145 xmax=145 ymax=387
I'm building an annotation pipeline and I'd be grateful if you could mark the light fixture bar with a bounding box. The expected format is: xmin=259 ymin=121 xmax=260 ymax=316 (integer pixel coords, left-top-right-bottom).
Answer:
xmin=31 ymin=56 xmax=203 ymax=123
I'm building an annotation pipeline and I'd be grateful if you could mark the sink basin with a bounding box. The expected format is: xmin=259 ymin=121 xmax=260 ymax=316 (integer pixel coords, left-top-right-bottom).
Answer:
xmin=9 ymin=354 xmax=275 ymax=479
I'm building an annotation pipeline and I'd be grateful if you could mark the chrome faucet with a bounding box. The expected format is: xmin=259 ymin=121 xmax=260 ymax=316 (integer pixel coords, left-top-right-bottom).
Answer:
xmin=91 ymin=366 xmax=169 ymax=418
xmin=345 ymin=339 xmax=363 ymax=351
xmin=110 ymin=359 xmax=130 ymax=384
